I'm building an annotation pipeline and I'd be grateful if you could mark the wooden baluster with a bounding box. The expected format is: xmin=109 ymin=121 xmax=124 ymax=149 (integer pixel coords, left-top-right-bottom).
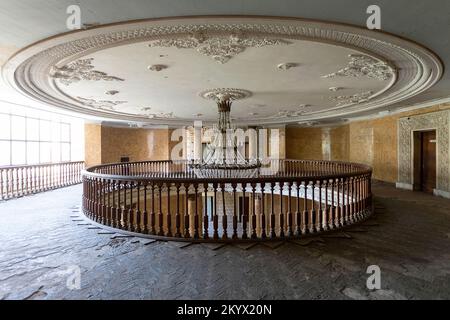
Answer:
xmin=111 ymin=180 xmax=117 ymax=228
xmin=14 ymin=168 xmax=18 ymax=197
xmin=34 ymin=166 xmax=38 ymax=193
xmin=311 ymin=180 xmax=316 ymax=233
xmin=251 ymin=183 xmax=257 ymax=239
xmin=242 ymin=183 xmax=248 ymax=239
xmin=174 ymin=183 xmax=181 ymax=237
xmin=357 ymin=176 xmax=362 ymax=219
xmin=86 ymin=178 xmax=90 ymax=217
xmin=128 ymin=182 xmax=134 ymax=231
xmin=135 ymin=181 xmax=142 ymax=233
xmin=0 ymin=169 xmax=4 ymax=200
xmin=151 ymin=183 xmax=156 ymax=235
xmin=330 ymin=179 xmax=336 ymax=228
xmin=221 ymin=183 xmax=228 ymax=240
xmin=91 ymin=178 xmax=95 ymax=218
xmin=212 ymin=183 xmax=219 ymax=240
xmin=317 ymin=180 xmax=323 ymax=232
xmin=122 ymin=182 xmax=128 ymax=230
xmin=261 ymin=182 xmax=266 ymax=239
xmin=166 ymin=183 xmax=172 ymax=237
xmin=203 ymin=183 xmax=209 ymax=239
xmin=270 ymin=183 xmax=276 ymax=238
xmin=58 ymin=165 xmax=62 ymax=188
xmin=158 ymin=183 xmax=164 ymax=236
xmin=351 ymin=177 xmax=355 ymax=221
xmin=353 ymin=176 xmax=358 ymax=219
xmin=142 ymin=183 xmax=149 ymax=234
xmin=19 ymin=168 xmax=23 ymax=196
xmin=279 ymin=182 xmax=285 ymax=238
xmin=97 ymin=180 xmax=102 ymax=223
xmin=184 ymin=184 xmax=190 ymax=238
xmin=101 ymin=180 xmax=107 ymax=224
xmin=340 ymin=178 xmax=345 ymax=225
xmin=287 ymin=181 xmax=293 ymax=237
xmin=303 ymin=181 xmax=309 ymax=234
xmin=295 ymin=181 xmax=301 ymax=236
xmin=344 ymin=177 xmax=349 ymax=224
xmin=92 ymin=178 xmax=98 ymax=221
xmin=24 ymin=167 xmax=28 ymax=195
xmin=232 ymin=183 xmax=238 ymax=239
xmin=193 ymin=183 xmax=199 ymax=239
xmin=8 ymin=168 xmax=12 ymax=198
xmin=105 ymin=179 xmax=111 ymax=226
xmin=335 ymin=178 xmax=340 ymax=228
xmin=324 ymin=180 xmax=329 ymax=231
xmin=92 ymin=178 xmax=97 ymax=220
xmin=116 ymin=180 xmax=122 ymax=228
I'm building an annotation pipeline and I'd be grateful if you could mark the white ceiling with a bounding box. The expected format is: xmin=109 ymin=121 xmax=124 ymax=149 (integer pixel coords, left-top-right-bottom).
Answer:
xmin=0 ymin=0 xmax=449 ymax=126
xmin=56 ymin=39 xmax=391 ymax=122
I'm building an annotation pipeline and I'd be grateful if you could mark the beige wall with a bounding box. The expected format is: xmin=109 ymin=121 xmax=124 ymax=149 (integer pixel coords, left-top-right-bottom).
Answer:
xmin=84 ymin=124 xmax=174 ymax=167
xmin=101 ymin=126 xmax=171 ymax=164
xmin=286 ymin=104 xmax=450 ymax=184
xmin=286 ymin=127 xmax=323 ymax=160
xmin=330 ymin=125 xmax=349 ymax=161
xmin=84 ymin=123 xmax=102 ymax=167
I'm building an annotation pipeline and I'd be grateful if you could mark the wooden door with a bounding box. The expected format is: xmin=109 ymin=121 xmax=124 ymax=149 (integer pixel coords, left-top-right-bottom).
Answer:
xmin=420 ymin=131 xmax=436 ymax=193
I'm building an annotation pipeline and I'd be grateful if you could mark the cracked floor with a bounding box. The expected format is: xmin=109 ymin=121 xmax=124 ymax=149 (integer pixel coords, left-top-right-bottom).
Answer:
xmin=0 ymin=181 xmax=450 ymax=300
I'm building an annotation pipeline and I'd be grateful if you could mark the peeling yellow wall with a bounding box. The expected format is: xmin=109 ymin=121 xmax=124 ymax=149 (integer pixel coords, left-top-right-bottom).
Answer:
xmin=330 ymin=125 xmax=349 ymax=161
xmin=101 ymin=126 xmax=171 ymax=164
xmin=286 ymin=104 xmax=450 ymax=183
xmin=84 ymin=124 xmax=173 ymax=167
xmin=286 ymin=127 xmax=323 ymax=159
xmin=348 ymin=117 xmax=397 ymax=182
xmin=84 ymin=123 xmax=102 ymax=167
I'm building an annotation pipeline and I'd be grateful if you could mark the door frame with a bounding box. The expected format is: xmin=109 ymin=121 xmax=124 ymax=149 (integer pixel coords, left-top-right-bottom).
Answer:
xmin=412 ymin=128 xmax=437 ymax=192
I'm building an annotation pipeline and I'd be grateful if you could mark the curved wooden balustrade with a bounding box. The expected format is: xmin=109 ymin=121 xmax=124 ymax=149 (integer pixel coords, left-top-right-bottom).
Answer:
xmin=82 ymin=160 xmax=373 ymax=242
xmin=1 ymin=161 xmax=85 ymax=200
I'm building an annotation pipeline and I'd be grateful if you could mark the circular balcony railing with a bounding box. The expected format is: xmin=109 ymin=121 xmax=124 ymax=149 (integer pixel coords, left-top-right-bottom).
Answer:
xmin=82 ymin=159 xmax=373 ymax=242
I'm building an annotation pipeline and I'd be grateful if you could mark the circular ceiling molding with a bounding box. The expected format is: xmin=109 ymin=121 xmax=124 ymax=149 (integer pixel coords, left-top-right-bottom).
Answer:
xmin=2 ymin=16 xmax=443 ymax=126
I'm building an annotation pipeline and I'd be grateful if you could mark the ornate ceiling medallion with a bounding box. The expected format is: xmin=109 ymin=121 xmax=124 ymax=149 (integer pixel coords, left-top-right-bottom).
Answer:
xmin=139 ymin=106 xmax=175 ymax=119
xmin=148 ymin=31 xmax=291 ymax=64
xmin=277 ymin=107 xmax=311 ymax=118
xmin=199 ymin=88 xmax=252 ymax=102
xmin=145 ymin=112 xmax=175 ymax=119
xmin=277 ymin=62 xmax=299 ymax=70
xmin=76 ymin=97 xmax=127 ymax=110
xmin=148 ymin=64 xmax=168 ymax=71
xmin=330 ymin=91 xmax=374 ymax=107
xmin=322 ymin=54 xmax=394 ymax=81
xmin=49 ymin=58 xmax=124 ymax=85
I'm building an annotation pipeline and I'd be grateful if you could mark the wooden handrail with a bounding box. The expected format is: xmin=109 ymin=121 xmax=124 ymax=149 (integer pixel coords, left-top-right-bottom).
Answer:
xmin=82 ymin=159 xmax=373 ymax=242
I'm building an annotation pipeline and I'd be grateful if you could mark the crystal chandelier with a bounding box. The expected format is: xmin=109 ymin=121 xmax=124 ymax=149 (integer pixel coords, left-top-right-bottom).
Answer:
xmin=190 ymin=92 xmax=261 ymax=178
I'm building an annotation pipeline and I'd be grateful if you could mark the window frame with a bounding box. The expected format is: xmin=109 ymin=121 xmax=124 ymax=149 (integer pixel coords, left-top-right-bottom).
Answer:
xmin=0 ymin=111 xmax=72 ymax=166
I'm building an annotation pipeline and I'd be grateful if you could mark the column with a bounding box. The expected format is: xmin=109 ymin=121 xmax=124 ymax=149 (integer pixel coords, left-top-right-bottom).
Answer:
xmin=194 ymin=120 xmax=202 ymax=163
xmin=248 ymin=128 xmax=258 ymax=161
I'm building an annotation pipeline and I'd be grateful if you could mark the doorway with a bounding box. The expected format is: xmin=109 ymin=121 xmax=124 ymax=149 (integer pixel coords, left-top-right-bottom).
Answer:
xmin=413 ymin=130 xmax=436 ymax=193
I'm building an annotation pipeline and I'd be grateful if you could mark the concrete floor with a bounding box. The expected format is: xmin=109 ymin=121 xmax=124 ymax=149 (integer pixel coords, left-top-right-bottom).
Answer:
xmin=0 ymin=181 xmax=449 ymax=300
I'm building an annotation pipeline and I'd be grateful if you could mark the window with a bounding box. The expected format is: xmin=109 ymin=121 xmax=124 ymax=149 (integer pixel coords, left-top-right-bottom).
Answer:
xmin=0 ymin=104 xmax=77 ymax=166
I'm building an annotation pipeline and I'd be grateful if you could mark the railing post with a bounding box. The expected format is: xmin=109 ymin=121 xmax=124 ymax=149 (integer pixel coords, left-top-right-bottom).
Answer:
xmin=221 ymin=183 xmax=228 ymax=240
xmin=203 ymin=182 xmax=209 ymax=239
